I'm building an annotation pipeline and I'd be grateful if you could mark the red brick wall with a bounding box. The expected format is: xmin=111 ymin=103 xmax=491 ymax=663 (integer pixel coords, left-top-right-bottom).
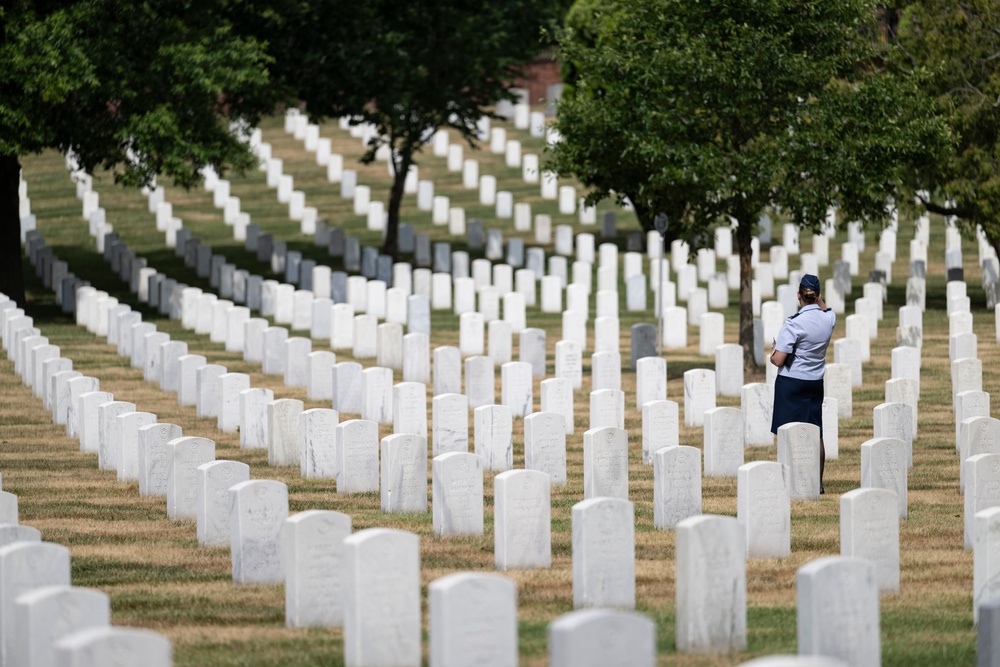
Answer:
xmin=515 ymin=58 xmax=563 ymax=107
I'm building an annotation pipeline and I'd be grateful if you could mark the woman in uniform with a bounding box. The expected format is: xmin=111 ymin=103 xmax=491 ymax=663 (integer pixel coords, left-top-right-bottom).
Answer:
xmin=769 ymin=274 xmax=836 ymax=493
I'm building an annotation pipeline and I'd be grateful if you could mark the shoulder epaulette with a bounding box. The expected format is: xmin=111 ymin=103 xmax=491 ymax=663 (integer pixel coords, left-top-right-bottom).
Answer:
xmin=789 ymin=312 xmax=800 ymax=319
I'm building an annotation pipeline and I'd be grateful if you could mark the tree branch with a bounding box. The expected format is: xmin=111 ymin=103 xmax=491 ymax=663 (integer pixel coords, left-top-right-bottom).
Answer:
xmin=915 ymin=192 xmax=970 ymax=218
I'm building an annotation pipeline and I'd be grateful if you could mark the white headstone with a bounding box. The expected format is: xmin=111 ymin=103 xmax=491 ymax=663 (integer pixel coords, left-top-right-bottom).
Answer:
xmin=268 ymin=398 xmax=304 ymax=467
xmin=12 ymin=585 xmax=110 ymax=667
xmin=337 ymin=420 xmax=379 ymax=494
xmin=196 ymin=460 xmax=251 ymax=547
xmin=777 ymin=423 xmax=821 ymax=499
xmin=465 ymin=356 xmax=495 ymax=409
xmin=229 ymin=479 xmax=289 ymax=584
xmin=840 ymin=488 xmax=900 ymax=594
xmin=474 ymin=405 xmax=513 ymax=472
xmin=796 ymin=557 xmax=880 ymax=667
xmin=343 ymin=528 xmax=421 ymax=665
xmin=704 ymin=407 xmax=744 ymax=477
xmin=872 ymin=403 xmax=914 ymax=468
xmin=166 ymin=436 xmax=215 ymax=519
xmin=283 ymin=510 xmax=352 ymax=628
xmin=239 ymin=388 xmax=273 ymax=449
xmin=571 ymin=497 xmax=635 ymax=610
xmin=683 ymin=369 xmax=716 ymax=427
xmin=975 ymin=506 xmax=1000 ymax=623
xmin=429 ymin=572 xmax=517 ymax=667
xmin=52 ymin=627 xmax=171 ymax=667
xmin=589 ymin=388 xmax=625 ymax=430
xmin=966 ymin=453 xmax=1000 ymax=549
xmin=361 ymin=367 xmax=393 ymax=424
xmin=299 ymin=408 xmax=339 ymax=478
xmin=675 ymin=515 xmax=747 ymax=652
xmin=636 ymin=357 xmax=666 ymax=409
xmin=380 ymin=434 xmax=428 ymax=513
xmin=432 ymin=452 xmax=484 ymax=537
xmin=524 ymin=412 xmax=567 ymax=486
xmin=738 ymin=461 xmax=790 ymax=558
xmin=494 ymin=469 xmax=551 ymax=570
xmin=583 ymin=427 xmax=628 ymax=499
xmin=218 ymin=373 xmax=250 ymax=433
xmin=742 ymin=383 xmax=774 ymax=446
xmin=0 ymin=542 xmax=71 ymax=667
xmin=548 ymin=609 xmax=656 ymax=667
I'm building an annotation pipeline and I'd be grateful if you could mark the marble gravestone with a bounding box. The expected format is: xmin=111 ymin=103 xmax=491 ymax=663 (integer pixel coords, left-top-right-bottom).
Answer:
xmin=283 ymin=509 xmax=352 ymax=629
xmin=380 ymin=434 xmax=429 ymax=514
xmin=548 ymin=609 xmax=656 ymax=667
xmin=429 ymin=572 xmax=517 ymax=667
xmin=683 ymin=369 xmax=716 ymax=427
xmin=583 ymin=427 xmax=628 ymax=499
xmin=11 ymin=585 xmax=111 ymax=667
xmin=474 ymin=405 xmax=513 ymax=472
xmin=572 ymin=497 xmax=635 ymax=610
xmin=268 ymin=398 xmax=304 ymax=467
xmin=52 ymin=627 xmax=171 ymax=667
xmin=0 ymin=541 xmax=72 ymax=667
xmin=841 ymin=488 xmax=900 ymax=594
xmin=675 ymin=515 xmax=747 ymax=653
xmin=300 ymin=408 xmax=339 ymax=479
xmin=432 ymin=393 xmax=468 ymax=457
xmin=494 ymin=469 xmax=551 ymax=571
xmin=860 ymin=437 xmax=908 ymax=519
xmin=337 ymin=419 xmax=379 ymax=494
xmin=703 ymin=407 xmax=744 ymax=477
xmin=138 ymin=423 xmax=183 ymax=496
xmin=653 ymin=445 xmax=702 ymax=530
xmin=432 ymin=452 xmax=485 ymax=537
xmin=778 ymin=423 xmax=822 ymax=499
xmin=166 ymin=436 xmax=215 ymax=520
xmin=343 ymin=528 xmax=421 ymax=667
xmin=797 ymin=557 xmax=880 ymax=667
xmin=239 ymin=388 xmax=273 ymax=449
xmin=229 ymin=479 xmax=289 ymax=585
xmin=524 ymin=412 xmax=567 ymax=486
xmin=196 ymin=460 xmax=251 ymax=547
xmin=738 ymin=461 xmax=790 ymax=558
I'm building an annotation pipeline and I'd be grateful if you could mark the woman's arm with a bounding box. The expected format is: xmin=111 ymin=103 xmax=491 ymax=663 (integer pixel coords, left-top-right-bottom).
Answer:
xmin=770 ymin=349 xmax=789 ymax=367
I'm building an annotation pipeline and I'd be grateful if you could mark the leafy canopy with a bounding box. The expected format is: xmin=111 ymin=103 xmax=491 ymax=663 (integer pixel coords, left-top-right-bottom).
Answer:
xmin=1 ymin=0 xmax=275 ymax=186
xmin=551 ymin=0 xmax=945 ymax=236
xmin=894 ymin=1 xmax=1000 ymax=250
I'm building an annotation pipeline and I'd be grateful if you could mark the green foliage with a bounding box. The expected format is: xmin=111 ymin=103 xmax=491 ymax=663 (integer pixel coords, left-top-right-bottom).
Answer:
xmin=551 ymin=0 xmax=948 ymax=364
xmin=894 ymin=1 xmax=1000 ymax=251
xmin=0 ymin=0 xmax=275 ymax=186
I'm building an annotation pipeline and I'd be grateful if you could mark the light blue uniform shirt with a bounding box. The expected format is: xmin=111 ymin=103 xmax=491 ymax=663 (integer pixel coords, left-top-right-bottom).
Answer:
xmin=774 ymin=304 xmax=836 ymax=381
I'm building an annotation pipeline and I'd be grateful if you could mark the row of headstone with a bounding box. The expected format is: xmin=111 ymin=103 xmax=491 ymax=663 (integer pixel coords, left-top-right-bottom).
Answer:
xmin=0 ymin=288 xmax=173 ymax=667
xmin=279 ymin=109 xmax=610 ymax=239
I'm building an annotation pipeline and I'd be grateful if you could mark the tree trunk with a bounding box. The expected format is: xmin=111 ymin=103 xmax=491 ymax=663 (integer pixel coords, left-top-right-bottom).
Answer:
xmin=0 ymin=154 xmax=26 ymax=307
xmin=736 ymin=215 xmax=756 ymax=373
xmin=381 ymin=151 xmax=411 ymax=262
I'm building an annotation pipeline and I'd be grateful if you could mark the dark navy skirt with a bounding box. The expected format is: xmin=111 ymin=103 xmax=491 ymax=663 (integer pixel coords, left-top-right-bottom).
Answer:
xmin=770 ymin=375 xmax=824 ymax=435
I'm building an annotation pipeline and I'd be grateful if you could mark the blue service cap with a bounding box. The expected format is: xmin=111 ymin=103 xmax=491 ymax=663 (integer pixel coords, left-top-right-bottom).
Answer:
xmin=799 ymin=274 xmax=821 ymax=292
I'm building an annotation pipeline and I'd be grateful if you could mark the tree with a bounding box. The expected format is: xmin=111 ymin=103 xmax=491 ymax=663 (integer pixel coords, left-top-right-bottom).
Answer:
xmin=251 ymin=0 xmax=560 ymax=259
xmin=0 ymin=0 xmax=275 ymax=306
xmin=893 ymin=1 xmax=1000 ymax=257
xmin=549 ymin=0 xmax=947 ymax=370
